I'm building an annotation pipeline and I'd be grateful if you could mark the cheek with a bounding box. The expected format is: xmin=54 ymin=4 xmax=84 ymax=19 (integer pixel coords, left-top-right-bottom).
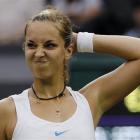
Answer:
xmin=53 ymin=50 xmax=65 ymax=68
xmin=25 ymin=48 xmax=34 ymax=58
xmin=24 ymin=50 xmax=33 ymax=66
xmin=57 ymin=50 xmax=65 ymax=63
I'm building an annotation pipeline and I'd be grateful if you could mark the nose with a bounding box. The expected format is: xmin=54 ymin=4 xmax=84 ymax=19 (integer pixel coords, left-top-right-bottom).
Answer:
xmin=35 ymin=47 xmax=45 ymax=58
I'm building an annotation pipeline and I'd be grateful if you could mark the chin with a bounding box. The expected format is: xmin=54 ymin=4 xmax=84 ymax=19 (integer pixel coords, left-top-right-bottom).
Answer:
xmin=33 ymin=72 xmax=53 ymax=80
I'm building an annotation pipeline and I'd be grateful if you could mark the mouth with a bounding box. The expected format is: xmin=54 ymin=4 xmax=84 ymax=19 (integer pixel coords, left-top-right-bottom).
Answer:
xmin=34 ymin=60 xmax=48 ymax=64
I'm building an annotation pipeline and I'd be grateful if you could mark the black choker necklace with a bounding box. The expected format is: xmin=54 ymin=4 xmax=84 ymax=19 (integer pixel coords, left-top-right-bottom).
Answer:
xmin=31 ymin=85 xmax=65 ymax=100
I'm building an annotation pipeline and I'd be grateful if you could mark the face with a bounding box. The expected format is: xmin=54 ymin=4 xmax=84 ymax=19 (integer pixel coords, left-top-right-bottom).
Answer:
xmin=24 ymin=21 xmax=72 ymax=80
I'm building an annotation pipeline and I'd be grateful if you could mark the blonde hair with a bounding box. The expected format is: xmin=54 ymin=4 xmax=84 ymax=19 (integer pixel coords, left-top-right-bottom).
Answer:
xmin=25 ymin=6 xmax=72 ymax=47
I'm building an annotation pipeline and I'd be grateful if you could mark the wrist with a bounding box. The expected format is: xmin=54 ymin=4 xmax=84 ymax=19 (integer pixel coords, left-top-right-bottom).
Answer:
xmin=77 ymin=32 xmax=94 ymax=53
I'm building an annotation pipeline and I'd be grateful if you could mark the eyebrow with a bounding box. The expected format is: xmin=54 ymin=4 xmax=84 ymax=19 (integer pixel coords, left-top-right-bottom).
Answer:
xmin=27 ymin=40 xmax=54 ymax=44
xmin=27 ymin=40 xmax=35 ymax=43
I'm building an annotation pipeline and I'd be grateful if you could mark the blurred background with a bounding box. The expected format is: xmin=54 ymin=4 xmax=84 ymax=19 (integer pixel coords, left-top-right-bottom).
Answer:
xmin=0 ymin=0 xmax=140 ymax=139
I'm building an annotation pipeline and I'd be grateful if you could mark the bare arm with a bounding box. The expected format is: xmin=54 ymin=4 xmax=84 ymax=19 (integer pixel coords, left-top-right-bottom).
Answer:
xmin=0 ymin=99 xmax=9 ymax=140
xmin=0 ymin=98 xmax=16 ymax=140
xmin=73 ymin=34 xmax=140 ymax=127
xmin=93 ymin=35 xmax=140 ymax=60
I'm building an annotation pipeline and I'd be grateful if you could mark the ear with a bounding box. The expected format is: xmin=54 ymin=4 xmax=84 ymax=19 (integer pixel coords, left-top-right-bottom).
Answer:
xmin=65 ymin=43 xmax=73 ymax=60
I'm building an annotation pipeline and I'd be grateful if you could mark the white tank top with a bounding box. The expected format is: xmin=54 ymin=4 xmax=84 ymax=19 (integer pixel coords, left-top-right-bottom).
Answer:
xmin=11 ymin=87 xmax=95 ymax=140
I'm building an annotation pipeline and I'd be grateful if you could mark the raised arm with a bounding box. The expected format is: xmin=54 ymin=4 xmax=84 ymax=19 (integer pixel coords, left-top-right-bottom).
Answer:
xmin=93 ymin=35 xmax=140 ymax=60
xmin=73 ymin=33 xmax=140 ymax=127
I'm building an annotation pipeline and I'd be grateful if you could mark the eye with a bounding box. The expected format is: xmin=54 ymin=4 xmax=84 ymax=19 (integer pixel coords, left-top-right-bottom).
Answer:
xmin=26 ymin=43 xmax=36 ymax=49
xmin=44 ymin=43 xmax=57 ymax=49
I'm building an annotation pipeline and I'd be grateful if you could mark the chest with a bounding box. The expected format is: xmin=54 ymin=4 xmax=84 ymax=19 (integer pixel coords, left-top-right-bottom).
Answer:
xmin=30 ymin=95 xmax=77 ymax=123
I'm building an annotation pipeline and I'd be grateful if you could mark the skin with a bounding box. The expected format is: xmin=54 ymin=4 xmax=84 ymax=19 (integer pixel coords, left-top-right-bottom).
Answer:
xmin=0 ymin=21 xmax=140 ymax=140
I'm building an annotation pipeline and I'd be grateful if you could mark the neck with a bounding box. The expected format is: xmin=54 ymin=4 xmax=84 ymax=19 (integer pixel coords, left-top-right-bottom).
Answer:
xmin=33 ymin=78 xmax=65 ymax=99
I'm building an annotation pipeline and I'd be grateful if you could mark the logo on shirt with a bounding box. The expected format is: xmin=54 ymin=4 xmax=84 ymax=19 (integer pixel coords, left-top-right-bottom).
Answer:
xmin=54 ymin=130 xmax=68 ymax=136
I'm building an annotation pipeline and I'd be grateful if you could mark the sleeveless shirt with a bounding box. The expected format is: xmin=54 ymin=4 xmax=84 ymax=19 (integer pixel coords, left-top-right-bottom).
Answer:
xmin=11 ymin=87 xmax=95 ymax=140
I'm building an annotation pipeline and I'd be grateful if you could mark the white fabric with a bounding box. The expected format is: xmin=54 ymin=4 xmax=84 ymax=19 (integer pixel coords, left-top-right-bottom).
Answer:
xmin=77 ymin=32 xmax=94 ymax=53
xmin=11 ymin=87 xmax=95 ymax=140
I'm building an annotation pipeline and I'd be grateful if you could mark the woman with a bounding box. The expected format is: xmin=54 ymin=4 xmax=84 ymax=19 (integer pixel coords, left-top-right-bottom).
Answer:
xmin=0 ymin=7 xmax=140 ymax=140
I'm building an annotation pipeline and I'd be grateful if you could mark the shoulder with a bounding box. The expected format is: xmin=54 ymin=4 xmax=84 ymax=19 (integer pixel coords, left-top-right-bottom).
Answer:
xmin=0 ymin=97 xmax=16 ymax=121
xmin=0 ymin=97 xmax=13 ymax=114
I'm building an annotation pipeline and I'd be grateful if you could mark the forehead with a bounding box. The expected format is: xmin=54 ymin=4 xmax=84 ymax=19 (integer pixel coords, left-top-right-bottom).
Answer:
xmin=26 ymin=21 xmax=63 ymax=43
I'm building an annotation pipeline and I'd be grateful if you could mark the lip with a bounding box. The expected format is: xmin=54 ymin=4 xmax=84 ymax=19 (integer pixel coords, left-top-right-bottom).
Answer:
xmin=34 ymin=60 xmax=48 ymax=63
